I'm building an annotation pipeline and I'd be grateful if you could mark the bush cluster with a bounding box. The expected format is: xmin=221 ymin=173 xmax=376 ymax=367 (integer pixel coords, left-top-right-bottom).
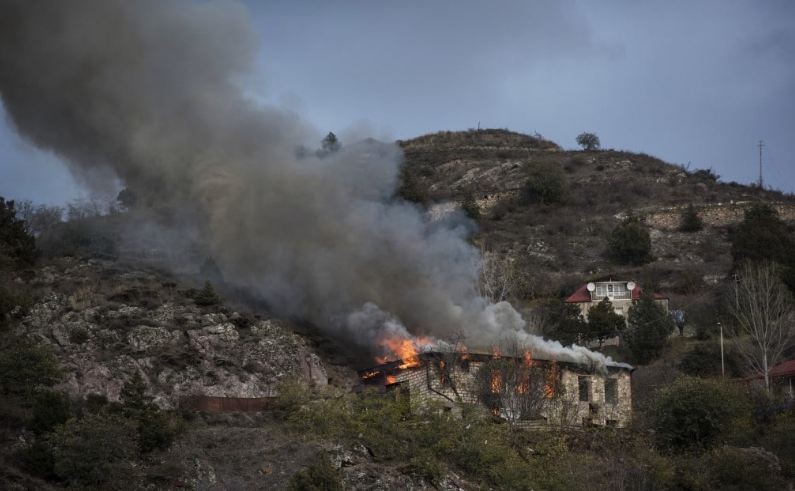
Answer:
xmin=607 ymin=214 xmax=653 ymax=265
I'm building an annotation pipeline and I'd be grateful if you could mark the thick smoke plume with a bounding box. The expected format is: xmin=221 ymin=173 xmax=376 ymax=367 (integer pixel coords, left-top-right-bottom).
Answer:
xmin=0 ymin=0 xmax=623 ymax=369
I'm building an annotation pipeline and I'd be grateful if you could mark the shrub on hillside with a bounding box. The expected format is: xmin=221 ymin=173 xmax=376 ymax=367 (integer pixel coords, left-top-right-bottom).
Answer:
xmin=607 ymin=215 xmax=653 ymax=265
xmin=50 ymin=412 xmax=140 ymax=488
xmin=679 ymin=204 xmax=703 ymax=232
xmin=678 ymin=343 xmax=743 ymax=378
xmin=0 ymin=341 xmax=61 ymax=396
xmin=30 ymin=389 xmax=72 ymax=435
xmin=521 ymin=164 xmax=567 ymax=205
xmin=37 ymin=220 xmax=117 ymax=258
xmin=731 ymin=204 xmax=793 ymax=266
xmin=287 ymin=454 xmax=343 ymax=491
xmin=647 ymin=377 xmax=750 ymax=452
xmin=0 ymin=197 xmax=37 ymax=268
xmin=193 ymin=281 xmax=221 ymax=307
xmin=623 ymin=292 xmax=674 ymax=364
xmin=0 ymin=285 xmax=34 ymax=328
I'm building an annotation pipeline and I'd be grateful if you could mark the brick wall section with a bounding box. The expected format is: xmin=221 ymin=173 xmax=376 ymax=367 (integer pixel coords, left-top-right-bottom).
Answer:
xmin=644 ymin=202 xmax=795 ymax=231
xmin=392 ymin=359 xmax=632 ymax=427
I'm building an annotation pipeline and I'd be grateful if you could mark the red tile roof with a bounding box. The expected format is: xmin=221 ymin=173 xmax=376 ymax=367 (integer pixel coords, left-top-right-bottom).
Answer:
xmin=770 ymin=359 xmax=795 ymax=378
xmin=564 ymin=282 xmax=668 ymax=303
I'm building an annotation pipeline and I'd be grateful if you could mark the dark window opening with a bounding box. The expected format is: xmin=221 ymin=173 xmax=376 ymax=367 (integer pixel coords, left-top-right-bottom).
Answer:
xmin=605 ymin=378 xmax=618 ymax=405
xmin=578 ymin=376 xmax=590 ymax=402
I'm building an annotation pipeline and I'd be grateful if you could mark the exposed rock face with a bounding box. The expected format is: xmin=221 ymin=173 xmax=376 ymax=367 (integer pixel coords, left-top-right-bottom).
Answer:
xmin=15 ymin=258 xmax=327 ymax=409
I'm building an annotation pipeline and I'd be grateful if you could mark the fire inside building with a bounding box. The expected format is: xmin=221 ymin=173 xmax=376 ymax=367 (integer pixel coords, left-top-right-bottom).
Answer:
xmin=359 ymin=350 xmax=633 ymax=428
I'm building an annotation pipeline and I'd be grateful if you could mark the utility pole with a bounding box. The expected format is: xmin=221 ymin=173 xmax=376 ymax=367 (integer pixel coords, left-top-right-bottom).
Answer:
xmin=758 ymin=140 xmax=765 ymax=189
xmin=718 ymin=320 xmax=725 ymax=378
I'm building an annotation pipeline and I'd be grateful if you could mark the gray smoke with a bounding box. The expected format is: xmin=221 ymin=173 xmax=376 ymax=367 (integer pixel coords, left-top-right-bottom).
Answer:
xmin=0 ymin=0 xmax=622 ymax=369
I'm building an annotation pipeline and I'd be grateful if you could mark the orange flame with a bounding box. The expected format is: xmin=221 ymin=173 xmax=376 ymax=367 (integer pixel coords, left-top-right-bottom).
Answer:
xmin=386 ymin=374 xmax=397 ymax=384
xmin=522 ymin=350 xmax=533 ymax=367
xmin=544 ymin=359 xmax=558 ymax=399
xmin=491 ymin=345 xmax=502 ymax=359
xmin=458 ymin=344 xmax=470 ymax=361
xmin=376 ymin=335 xmax=434 ymax=369
xmin=490 ymin=370 xmax=503 ymax=393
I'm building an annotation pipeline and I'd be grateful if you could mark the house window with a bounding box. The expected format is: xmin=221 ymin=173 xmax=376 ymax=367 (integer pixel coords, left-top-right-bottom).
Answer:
xmin=605 ymin=378 xmax=618 ymax=405
xmin=578 ymin=376 xmax=590 ymax=402
xmin=594 ymin=282 xmax=631 ymax=300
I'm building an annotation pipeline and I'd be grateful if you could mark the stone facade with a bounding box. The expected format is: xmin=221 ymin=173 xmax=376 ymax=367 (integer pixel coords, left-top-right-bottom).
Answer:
xmin=362 ymin=353 xmax=633 ymax=428
xmin=643 ymin=201 xmax=795 ymax=231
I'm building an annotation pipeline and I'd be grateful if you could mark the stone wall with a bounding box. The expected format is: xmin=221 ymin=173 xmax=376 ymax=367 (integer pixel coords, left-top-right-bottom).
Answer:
xmin=644 ymin=202 xmax=795 ymax=231
xmin=391 ymin=358 xmax=632 ymax=427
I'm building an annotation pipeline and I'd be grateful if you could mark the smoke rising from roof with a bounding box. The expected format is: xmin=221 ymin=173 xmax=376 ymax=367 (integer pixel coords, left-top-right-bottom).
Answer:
xmin=0 ymin=0 xmax=622 ymax=369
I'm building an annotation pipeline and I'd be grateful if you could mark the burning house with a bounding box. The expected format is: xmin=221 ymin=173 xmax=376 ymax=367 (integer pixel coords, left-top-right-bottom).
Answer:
xmin=359 ymin=348 xmax=633 ymax=428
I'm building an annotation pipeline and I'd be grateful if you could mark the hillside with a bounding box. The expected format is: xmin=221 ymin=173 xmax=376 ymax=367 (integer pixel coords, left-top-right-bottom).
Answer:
xmin=399 ymin=129 xmax=795 ymax=323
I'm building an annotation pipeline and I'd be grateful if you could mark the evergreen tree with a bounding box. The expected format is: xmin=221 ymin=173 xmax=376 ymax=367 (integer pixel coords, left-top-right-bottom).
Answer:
xmin=586 ymin=297 xmax=626 ymax=347
xmin=120 ymin=372 xmax=152 ymax=416
xmin=679 ymin=204 xmax=703 ymax=232
xmin=731 ymin=203 xmax=795 ymax=292
xmin=521 ymin=163 xmax=566 ymax=205
xmin=539 ymin=299 xmax=587 ymax=346
xmin=194 ymin=281 xmax=221 ymax=306
xmin=624 ymin=291 xmax=675 ymax=364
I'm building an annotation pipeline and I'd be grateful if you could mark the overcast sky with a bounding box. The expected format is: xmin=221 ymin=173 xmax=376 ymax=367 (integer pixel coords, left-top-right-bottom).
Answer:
xmin=1 ymin=0 xmax=793 ymax=205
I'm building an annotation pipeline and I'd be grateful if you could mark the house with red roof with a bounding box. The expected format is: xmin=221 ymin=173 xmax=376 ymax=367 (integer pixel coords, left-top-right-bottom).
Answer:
xmin=565 ymin=280 xmax=668 ymax=320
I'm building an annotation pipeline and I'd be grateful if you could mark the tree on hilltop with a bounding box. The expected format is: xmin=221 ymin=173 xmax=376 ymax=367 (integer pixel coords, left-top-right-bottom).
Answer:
xmin=576 ymin=132 xmax=600 ymax=151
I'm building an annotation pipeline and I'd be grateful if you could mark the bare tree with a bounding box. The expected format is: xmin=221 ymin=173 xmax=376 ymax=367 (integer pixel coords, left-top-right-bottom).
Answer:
xmin=477 ymin=247 xmax=516 ymax=303
xmin=729 ymin=262 xmax=794 ymax=392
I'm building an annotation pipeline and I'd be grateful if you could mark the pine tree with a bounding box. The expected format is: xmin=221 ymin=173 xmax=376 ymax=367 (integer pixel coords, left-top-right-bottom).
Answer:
xmin=586 ymin=297 xmax=625 ymax=347
xmin=607 ymin=214 xmax=653 ymax=265
xmin=624 ymin=292 xmax=674 ymax=364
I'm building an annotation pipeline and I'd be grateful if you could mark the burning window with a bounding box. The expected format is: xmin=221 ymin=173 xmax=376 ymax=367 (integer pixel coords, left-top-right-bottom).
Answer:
xmin=605 ymin=378 xmax=618 ymax=405
xmin=578 ymin=376 xmax=591 ymax=402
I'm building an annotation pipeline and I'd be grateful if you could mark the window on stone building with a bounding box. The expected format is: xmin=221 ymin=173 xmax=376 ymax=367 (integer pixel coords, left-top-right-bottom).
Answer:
xmin=605 ymin=378 xmax=618 ymax=405
xmin=578 ymin=376 xmax=590 ymax=402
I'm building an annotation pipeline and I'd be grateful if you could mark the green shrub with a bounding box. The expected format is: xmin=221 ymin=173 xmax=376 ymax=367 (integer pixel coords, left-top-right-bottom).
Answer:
xmin=193 ymin=281 xmax=221 ymax=307
xmin=0 ymin=197 xmax=37 ymax=268
xmin=731 ymin=204 xmax=793 ymax=268
xmin=0 ymin=285 xmax=34 ymax=328
xmin=0 ymin=341 xmax=61 ymax=396
xmin=37 ymin=219 xmax=117 ymax=258
xmin=521 ymin=164 xmax=567 ymax=205
xmin=698 ymin=446 xmax=786 ymax=491
xmin=647 ymin=377 xmax=751 ymax=452
xmin=679 ymin=204 xmax=704 ymax=232
xmin=30 ymin=389 xmax=72 ymax=435
xmin=137 ymin=409 xmax=178 ymax=453
xmin=19 ymin=438 xmax=57 ymax=480
xmin=51 ymin=412 xmax=139 ymax=488
xmin=607 ymin=215 xmax=653 ymax=265
xmin=68 ymin=326 xmax=90 ymax=344
xmin=287 ymin=454 xmax=343 ymax=491
xmin=678 ymin=343 xmax=743 ymax=378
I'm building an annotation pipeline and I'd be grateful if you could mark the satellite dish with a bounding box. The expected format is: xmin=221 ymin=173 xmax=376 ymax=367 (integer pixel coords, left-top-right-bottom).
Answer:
xmin=626 ymin=281 xmax=636 ymax=291
xmin=586 ymin=282 xmax=596 ymax=292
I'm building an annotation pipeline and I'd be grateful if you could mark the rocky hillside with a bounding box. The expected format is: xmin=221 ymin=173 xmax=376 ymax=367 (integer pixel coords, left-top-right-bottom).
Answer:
xmin=14 ymin=258 xmax=328 ymax=408
xmin=399 ymin=129 xmax=795 ymax=313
